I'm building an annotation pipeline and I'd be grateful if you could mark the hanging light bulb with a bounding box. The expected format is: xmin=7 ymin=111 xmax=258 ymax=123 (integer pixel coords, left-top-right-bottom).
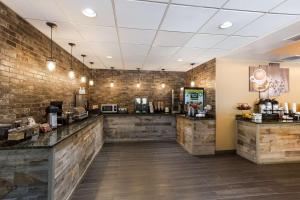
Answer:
xmin=110 ymin=81 xmax=114 ymax=87
xmin=81 ymin=54 xmax=87 ymax=83
xmin=68 ymin=43 xmax=75 ymax=79
xmin=190 ymin=63 xmax=196 ymax=87
xmin=190 ymin=80 xmax=195 ymax=87
xmin=110 ymin=67 xmax=115 ymax=87
xmin=89 ymin=62 xmax=94 ymax=86
xmin=89 ymin=79 xmax=94 ymax=86
xmin=136 ymin=68 xmax=141 ymax=88
xmin=46 ymin=22 xmax=57 ymax=71
xmin=46 ymin=58 xmax=56 ymax=71
xmin=68 ymin=70 xmax=75 ymax=79
xmin=161 ymin=68 xmax=166 ymax=89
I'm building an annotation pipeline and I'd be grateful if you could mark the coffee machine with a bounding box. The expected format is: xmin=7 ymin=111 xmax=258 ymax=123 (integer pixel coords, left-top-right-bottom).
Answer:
xmin=135 ymin=97 xmax=148 ymax=113
xmin=46 ymin=105 xmax=59 ymax=128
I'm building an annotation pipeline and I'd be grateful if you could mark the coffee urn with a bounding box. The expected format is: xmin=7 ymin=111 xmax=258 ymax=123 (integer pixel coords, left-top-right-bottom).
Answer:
xmin=46 ymin=106 xmax=59 ymax=128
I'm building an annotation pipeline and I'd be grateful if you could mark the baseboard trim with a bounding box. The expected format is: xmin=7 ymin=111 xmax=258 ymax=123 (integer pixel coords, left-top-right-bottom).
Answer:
xmin=215 ymin=150 xmax=236 ymax=155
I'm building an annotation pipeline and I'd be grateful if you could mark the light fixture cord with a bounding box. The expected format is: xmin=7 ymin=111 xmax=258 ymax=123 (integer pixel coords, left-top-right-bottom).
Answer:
xmin=82 ymin=56 xmax=85 ymax=75
xmin=70 ymin=46 xmax=73 ymax=70
xmin=138 ymin=68 xmax=140 ymax=83
xmin=50 ymin=26 xmax=53 ymax=58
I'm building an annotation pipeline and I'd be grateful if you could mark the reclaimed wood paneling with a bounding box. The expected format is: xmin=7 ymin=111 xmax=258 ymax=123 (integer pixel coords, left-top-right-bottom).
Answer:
xmin=237 ymin=120 xmax=300 ymax=164
xmin=53 ymin=117 xmax=104 ymax=200
xmin=104 ymin=115 xmax=176 ymax=142
xmin=0 ymin=117 xmax=103 ymax=200
xmin=176 ymin=116 xmax=215 ymax=155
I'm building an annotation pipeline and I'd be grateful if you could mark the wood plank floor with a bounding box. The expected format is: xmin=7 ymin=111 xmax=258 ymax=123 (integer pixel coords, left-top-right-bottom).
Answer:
xmin=71 ymin=142 xmax=300 ymax=200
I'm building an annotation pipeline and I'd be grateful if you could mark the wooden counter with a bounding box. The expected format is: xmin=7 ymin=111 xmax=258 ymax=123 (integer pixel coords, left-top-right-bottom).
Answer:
xmin=0 ymin=116 xmax=104 ymax=200
xmin=176 ymin=115 xmax=216 ymax=155
xmin=237 ymin=120 xmax=300 ymax=164
xmin=103 ymin=114 xmax=176 ymax=142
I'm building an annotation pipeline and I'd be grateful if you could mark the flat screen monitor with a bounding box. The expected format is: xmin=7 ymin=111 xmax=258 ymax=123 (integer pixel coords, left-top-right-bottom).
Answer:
xmin=183 ymin=87 xmax=205 ymax=110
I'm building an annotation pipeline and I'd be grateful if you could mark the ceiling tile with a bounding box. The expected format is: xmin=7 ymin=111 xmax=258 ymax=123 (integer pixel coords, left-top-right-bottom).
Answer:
xmin=215 ymin=35 xmax=257 ymax=50
xmin=89 ymin=42 xmax=122 ymax=65
xmin=186 ymin=34 xmax=227 ymax=48
xmin=171 ymin=0 xmax=228 ymax=8
xmin=201 ymin=48 xmax=229 ymax=57
xmin=148 ymin=46 xmax=180 ymax=58
xmin=236 ymin=14 xmax=300 ymax=37
xmin=121 ymin=44 xmax=150 ymax=57
xmin=224 ymin=0 xmax=285 ymax=12
xmin=77 ymin=25 xmax=118 ymax=42
xmin=121 ymin=44 xmax=150 ymax=67
xmin=199 ymin=10 xmax=263 ymax=35
xmin=153 ymin=31 xmax=193 ymax=47
xmin=2 ymin=0 xmax=67 ymax=21
xmin=118 ymin=28 xmax=156 ymax=45
xmin=115 ymin=0 xmax=167 ymax=29
xmin=161 ymin=5 xmax=217 ymax=33
xmin=56 ymin=0 xmax=115 ymax=26
xmin=173 ymin=47 xmax=206 ymax=61
xmin=271 ymin=0 xmax=300 ymax=14
xmin=27 ymin=19 xmax=83 ymax=41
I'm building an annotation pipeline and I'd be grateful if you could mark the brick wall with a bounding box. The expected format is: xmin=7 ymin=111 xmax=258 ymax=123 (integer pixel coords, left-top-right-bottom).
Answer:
xmin=185 ymin=59 xmax=216 ymax=115
xmin=0 ymin=2 xmax=90 ymax=123
xmin=90 ymin=69 xmax=185 ymax=113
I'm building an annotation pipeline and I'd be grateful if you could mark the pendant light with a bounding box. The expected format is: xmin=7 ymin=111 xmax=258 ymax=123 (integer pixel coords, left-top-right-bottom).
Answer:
xmin=80 ymin=54 xmax=87 ymax=83
xmin=110 ymin=67 xmax=114 ymax=87
xmin=161 ymin=69 xmax=166 ymax=89
xmin=190 ymin=63 xmax=196 ymax=87
xmin=46 ymin=22 xmax=57 ymax=71
xmin=89 ymin=62 xmax=94 ymax=86
xmin=68 ymin=43 xmax=75 ymax=79
xmin=136 ymin=68 xmax=141 ymax=88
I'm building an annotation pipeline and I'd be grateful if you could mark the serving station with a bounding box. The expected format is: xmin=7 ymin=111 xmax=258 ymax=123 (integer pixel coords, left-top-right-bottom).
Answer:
xmin=0 ymin=116 xmax=103 ymax=200
xmin=237 ymin=119 xmax=300 ymax=164
xmin=176 ymin=115 xmax=215 ymax=155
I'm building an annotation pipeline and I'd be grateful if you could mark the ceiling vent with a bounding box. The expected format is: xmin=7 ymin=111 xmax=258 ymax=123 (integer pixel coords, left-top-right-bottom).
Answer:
xmin=280 ymin=55 xmax=300 ymax=62
xmin=285 ymin=34 xmax=300 ymax=41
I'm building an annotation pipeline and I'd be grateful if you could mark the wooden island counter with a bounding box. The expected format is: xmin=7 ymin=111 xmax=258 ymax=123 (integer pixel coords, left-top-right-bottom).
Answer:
xmin=237 ymin=119 xmax=300 ymax=164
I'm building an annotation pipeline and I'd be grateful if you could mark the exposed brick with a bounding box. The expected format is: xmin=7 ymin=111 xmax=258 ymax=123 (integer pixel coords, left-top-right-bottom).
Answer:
xmin=185 ymin=59 xmax=216 ymax=115
xmin=90 ymin=69 xmax=185 ymax=113
xmin=0 ymin=2 xmax=90 ymax=123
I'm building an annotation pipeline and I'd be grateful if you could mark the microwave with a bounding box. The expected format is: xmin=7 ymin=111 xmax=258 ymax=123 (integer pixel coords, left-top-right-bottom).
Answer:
xmin=101 ymin=104 xmax=118 ymax=113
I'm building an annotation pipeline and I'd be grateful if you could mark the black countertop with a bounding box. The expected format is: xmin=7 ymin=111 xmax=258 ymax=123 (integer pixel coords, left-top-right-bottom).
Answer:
xmin=0 ymin=115 xmax=102 ymax=150
xmin=103 ymin=113 xmax=176 ymax=116
xmin=237 ymin=118 xmax=300 ymax=124
xmin=176 ymin=114 xmax=215 ymax=120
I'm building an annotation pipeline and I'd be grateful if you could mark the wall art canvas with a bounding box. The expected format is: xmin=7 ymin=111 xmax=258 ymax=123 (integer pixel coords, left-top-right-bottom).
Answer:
xmin=249 ymin=63 xmax=289 ymax=97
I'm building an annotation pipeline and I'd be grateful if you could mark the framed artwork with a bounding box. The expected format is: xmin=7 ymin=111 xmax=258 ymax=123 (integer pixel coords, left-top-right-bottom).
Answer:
xmin=249 ymin=63 xmax=289 ymax=97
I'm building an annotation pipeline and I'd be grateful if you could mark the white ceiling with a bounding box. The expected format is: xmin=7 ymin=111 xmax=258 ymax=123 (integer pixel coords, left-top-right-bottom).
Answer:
xmin=2 ymin=0 xmax=300 ymax=71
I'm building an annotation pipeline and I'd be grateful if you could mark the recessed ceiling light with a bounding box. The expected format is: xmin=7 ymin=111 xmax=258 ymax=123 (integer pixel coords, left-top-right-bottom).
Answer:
xmin=82 ymin=8 xmax=97 ymax=18
xmin=219 ymin=21 xmax=233 ymax=29
xmin=177 ymin=58 xmax=183 ymax=62
xmin=106 ymin=56 xmax=112 ymax=59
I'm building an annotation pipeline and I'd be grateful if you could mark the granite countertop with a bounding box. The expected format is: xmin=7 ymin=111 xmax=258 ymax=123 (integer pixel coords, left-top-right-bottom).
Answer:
xmin=0 ymin=115 xmax=102 ymax=150
xmin=176 ymin=114 xmax=215 ymax=120
xmin=103 ymin=113 xmax=176 ymax=116
xmin=236 ymin=118 xmax=300 ymax=124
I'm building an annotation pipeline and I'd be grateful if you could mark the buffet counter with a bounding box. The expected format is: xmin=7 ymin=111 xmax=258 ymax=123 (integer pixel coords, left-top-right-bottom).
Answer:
xmin=176 ymin=115 xmax=216 ymax=155
xmin=0 ymin=115 xmax=104 ymax=200
xmin=103 ymin=113 xmax=176 ymax=142
xmin=236 ymin=119 xmax=300 ymax=164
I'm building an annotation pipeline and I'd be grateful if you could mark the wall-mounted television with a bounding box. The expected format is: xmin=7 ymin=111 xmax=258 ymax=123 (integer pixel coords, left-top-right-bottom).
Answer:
xmin=183 ymin=87 xmax=205 ymax=110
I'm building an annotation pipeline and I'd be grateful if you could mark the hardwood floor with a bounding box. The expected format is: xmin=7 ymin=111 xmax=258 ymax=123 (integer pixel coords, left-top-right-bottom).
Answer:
xmin=71 ymin=142 xmax=300 ymax=200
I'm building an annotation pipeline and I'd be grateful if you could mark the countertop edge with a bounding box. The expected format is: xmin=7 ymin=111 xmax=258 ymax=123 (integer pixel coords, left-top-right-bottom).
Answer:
xmin=0 ymin=115 xmax=103 ymax=150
